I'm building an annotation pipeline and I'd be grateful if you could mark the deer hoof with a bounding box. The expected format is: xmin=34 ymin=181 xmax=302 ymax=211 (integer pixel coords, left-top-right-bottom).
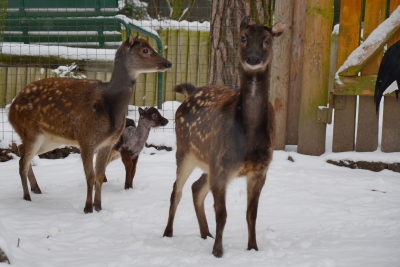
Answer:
xmin=94 ymin=203 xmax=102 ymax=212
xmin=201 ymin=232 xmax=214 ymax=239
xmin=212 ymin=245 xmax=223 ymax=258
xmin=247 ymin=243 xmax=259 ymax=251
xmin=163 ymin=229 xmax=173 ymax=237
xmin=31 ymin=186 xmax=42 ymax=194
xmin=124 ymin=184 xmax=133 ymax=190
xmin=84 ymin=205 xmax=93 ymax=214
xmin=23 ymin=194 xmax=31 ymax=201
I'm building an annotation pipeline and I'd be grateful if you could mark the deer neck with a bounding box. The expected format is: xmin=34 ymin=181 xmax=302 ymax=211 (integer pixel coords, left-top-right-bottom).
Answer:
xmin=105 ymin=61 xmax=138 ymax=131
xmin=135 ymin=118 xmax=152 ymax=148
xmin=238 ymin=66 xmax=270 ymax=145
xmin=239 ymin=66 xmax=269 ymax=121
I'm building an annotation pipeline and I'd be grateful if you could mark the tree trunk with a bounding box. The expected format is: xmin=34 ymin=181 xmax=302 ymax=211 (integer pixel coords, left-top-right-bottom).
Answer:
xmin=209 ymin=0 xmax=273 ymax=87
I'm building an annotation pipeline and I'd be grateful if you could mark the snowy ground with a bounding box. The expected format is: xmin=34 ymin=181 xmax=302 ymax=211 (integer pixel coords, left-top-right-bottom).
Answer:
xmin=0 ymin=102 xmax=400 ymax=266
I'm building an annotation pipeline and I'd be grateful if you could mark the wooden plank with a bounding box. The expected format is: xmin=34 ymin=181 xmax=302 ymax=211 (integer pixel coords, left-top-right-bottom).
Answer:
xmin=187 ymin=30 xmax=200 ymax=87
xmin=16 ymin=67 xmax=27 ymax=95
xmin=270 ymin=0 xmax=294 ymax=150
xmin=381 ymin=0 xmax=400 ymax=152
xmin=197 ymin=31 xmax=210 ymax=87
xmin=26 ymin=68 xmax=37 ymax=85
xmin=381 ymin=97 xmax=400 ymax=152
xmin=175 ymin=29 xmax=189 ymax=103
xmin=388 ymin=1 xmax=400 ymax=45
xmin=144 ymin=73 xmax=157 ymax=107
xmin=159 ymin=29 xmax=169 ymax=103
xmin=5 ymin=67 xmax=17 ymax=105
xmin=286 ymin=0 xmax=306 ymax=145
xmin=297 ymin=0 xmax=333 ymax=155
xmin=332 ymin=0 xmax=362 ymax=152
xmin=334 ymin=75 xmax=376 ymax=95
xmin=165 ymin=29 xmax=178 ymax=102
xmin=95 ymin=72 xmax=107 ymax=82
xmin=356 ymin=0 xmax=386 ymax=152
xmin=0 ymin=68 xmax=7 ymax=107
xmin=135 ymin=72 xmax=146 ymax=106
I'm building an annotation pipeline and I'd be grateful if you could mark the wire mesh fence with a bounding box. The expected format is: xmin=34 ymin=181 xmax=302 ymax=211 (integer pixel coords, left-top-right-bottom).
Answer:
xmin=0 ymin=0 xmax=212 ymax=145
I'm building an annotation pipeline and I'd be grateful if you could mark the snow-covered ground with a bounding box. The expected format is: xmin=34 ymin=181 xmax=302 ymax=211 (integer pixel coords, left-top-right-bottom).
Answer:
xmin=0 ymin=102 xmax=400 ymax=267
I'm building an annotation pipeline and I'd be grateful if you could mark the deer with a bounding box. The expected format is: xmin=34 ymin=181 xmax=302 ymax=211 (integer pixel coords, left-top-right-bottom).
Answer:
xmin=163 ymin=17 xmax=285 ymax=258
xmin=106 ymin=107 xmax=169 ymax=189
xmin=8 ymin=35 xmax=172 ymax=214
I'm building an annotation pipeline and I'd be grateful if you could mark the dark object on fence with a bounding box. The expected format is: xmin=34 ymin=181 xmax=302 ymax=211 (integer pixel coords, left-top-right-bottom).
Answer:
xmin=106 ymin=108 xmax=169 ymax=190
xmin=163 ymin=17 xmax=284 ymax=258
xmin=374 ymin=39 xmax=400 ymax=113
xmin=8 ymin=36 xmax=171 ymax=214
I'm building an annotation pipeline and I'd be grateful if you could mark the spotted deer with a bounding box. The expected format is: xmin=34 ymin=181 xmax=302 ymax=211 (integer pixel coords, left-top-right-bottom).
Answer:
xmin=8 ymin=35 xmax=172 ymax=213
xmin=163 ymin=17 xmax=285 ymax=257
xmin=107 ymin=107 xmax=169 ymax=189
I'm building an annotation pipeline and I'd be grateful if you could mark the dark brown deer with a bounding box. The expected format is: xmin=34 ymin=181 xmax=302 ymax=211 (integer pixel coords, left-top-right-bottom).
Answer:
xmin=107 ymin=107 xmax=169 ymax=189
xmin=8 ymin=35 xmax=171 ymax=213
xmin=163 ymin=17 xmax=284 ymax=257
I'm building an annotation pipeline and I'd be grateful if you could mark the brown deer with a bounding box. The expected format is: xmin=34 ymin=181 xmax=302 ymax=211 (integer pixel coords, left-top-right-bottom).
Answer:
xmin=163 ymin=17 xmax=284 ymax=257
xmin=8 ymin=35 xmax=171 ymax=213
xmin=107 ymin=107 xmax=169 ymax=189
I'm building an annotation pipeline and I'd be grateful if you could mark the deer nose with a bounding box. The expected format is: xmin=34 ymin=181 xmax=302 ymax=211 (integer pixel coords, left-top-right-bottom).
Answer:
xmin=162 ymin=118 xmax=169 ymax=126
xmin=246 ymin=56 xmax=260 ymax=65
xmin=166 ymin=61 xmax=172 ymax=68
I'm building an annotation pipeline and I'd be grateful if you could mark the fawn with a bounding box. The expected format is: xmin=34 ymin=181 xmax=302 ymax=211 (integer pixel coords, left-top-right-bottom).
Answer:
xmin=163 ymin=17 xmax=285 ymax=257
xmin=107 ymin=107 xmax=168 ymax=189
xmin=8 ymin=35 xmax=171 ymax=213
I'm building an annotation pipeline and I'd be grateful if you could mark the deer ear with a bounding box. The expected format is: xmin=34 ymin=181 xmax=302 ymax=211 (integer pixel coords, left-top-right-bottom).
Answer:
xmin=138 ymin=107 xmax=144 ymax=116
xmin=127 ymin=35 xmax=135 ymax=46
xmin=271 ymin=22 xmax=285 ymax=37
xmin=240 ymin=16 xmax=250 ymax=32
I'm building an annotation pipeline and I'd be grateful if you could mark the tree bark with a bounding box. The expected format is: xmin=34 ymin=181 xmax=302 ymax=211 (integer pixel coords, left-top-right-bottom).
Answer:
xmin=209 ymin=0 xmax=273 ymax=87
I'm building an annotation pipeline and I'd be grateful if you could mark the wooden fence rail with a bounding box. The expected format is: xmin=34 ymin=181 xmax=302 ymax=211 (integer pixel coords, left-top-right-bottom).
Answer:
xmin=332 ymin=1 xmax=400 ymax=153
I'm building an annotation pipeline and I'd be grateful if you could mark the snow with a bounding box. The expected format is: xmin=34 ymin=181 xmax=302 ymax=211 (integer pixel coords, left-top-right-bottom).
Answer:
xmin=0 ymin=101 xmax=400 ymax=266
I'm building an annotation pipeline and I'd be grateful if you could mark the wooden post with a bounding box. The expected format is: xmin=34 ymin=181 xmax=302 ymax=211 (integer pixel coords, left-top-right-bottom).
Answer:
xmin=381 ymin=0 xmax=400 ymax=152
xmin=332 ymin=0 xmax=362 ymax=152
xmin=297 ymin=0 xmax=333 ymax=156
xmin=356 ymin=0 xmax=386 ymax=152
xmin=286 ymin=0 xmax=307 ymax=145
xmin=270 ymin=0 xmax=294 ymax=150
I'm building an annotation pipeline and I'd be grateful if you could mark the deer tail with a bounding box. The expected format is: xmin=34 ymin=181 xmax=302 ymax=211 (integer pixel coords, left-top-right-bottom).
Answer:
xmin=173 ymin=83 xmax=196 ymax=97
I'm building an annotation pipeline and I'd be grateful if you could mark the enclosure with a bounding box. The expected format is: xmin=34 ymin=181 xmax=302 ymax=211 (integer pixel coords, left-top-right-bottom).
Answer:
xmin=0 ymin=0 xmax=399 ymax=156
xmin=0 ymin=0 xmax=400 ymax=266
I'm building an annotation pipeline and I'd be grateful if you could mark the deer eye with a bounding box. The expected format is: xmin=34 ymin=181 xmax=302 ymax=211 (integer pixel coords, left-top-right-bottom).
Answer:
xmin=264 ymin=39 xmax=270 ymax=45
xmin=143 ymin=48 xmax=149 ymax=54
xmin=151 ymin=114 xmax=158 ymax=119
xmin=241 ymin=36 xmax=247 ymax=43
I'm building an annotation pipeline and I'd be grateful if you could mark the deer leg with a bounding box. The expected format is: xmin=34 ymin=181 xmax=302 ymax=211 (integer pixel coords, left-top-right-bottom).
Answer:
xmin=18 ymin=137 xmax=45 ymax=201
xmin=246 ymin=172 xmax=267 ymax=251
xmin=192 ymin=173 xmax=213 ymax=239
xmin=80 ymin=146 xmax=96 ymax=213
xmin=129 ymin=156 xmax=138 ymax=187
xmin=210 ymin=170 xmax=229 ymax=258
xmin=18 ymin=144 xmax=41 ymax=194
xmin=163 ymin=153 xmax=195 ymax=237
xmin=93 ymin=145 xmax=112 ymax=212
xmin=121 ymin=151 xmax=136 ymax=189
